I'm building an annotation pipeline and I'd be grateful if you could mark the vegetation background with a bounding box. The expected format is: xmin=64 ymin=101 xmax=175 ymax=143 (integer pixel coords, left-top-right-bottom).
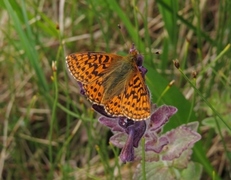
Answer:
xmin=0 ymin=0 xmax=230 ymax=179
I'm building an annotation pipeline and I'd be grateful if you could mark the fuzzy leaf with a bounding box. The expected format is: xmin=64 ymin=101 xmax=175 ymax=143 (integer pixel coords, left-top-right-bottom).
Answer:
xmin=180 ymin=162 xmax=203 ymax=180
xmin=98 ymin=116 xmax=124 ymax=132
xmin=145 ymin=136 xmax=169 ymax=153
xmin=148 ymin=105 xmax=178 ymax=132
xmin=110 ymin=133 xmax=127 ymax=148
xmin=134 ymin=161 xmax=176 ymax=180
xmin=172 ymin=149 xmax=192 ymax=169
xmin=134 ymin=149 xmax=159 ymax=162
xmin=162 ymin=125 xmax=201 ymax=160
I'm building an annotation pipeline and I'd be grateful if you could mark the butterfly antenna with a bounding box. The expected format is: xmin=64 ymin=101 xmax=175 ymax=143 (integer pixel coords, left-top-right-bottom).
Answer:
xmin=118 ymin=24 xmax=129 ymax=49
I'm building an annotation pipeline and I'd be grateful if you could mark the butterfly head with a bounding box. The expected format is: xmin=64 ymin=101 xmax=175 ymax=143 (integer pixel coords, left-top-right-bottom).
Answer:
xmin=129 ymin=44 xmax=143 ymax=67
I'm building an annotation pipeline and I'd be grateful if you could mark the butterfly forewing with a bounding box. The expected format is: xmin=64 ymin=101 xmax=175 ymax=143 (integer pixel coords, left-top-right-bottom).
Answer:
xmin=66 ymin=53 xmax=122 ymax=84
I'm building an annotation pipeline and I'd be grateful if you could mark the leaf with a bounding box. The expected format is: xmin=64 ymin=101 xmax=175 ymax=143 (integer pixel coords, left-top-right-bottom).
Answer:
xmin=134 ymin=161 xmax=176 ymax=180
xmin=162 ymin=124 xmax=201 ymax=161
xmin=202 ymin=114 xmax=231 ymax=135
xmin=180 ymin=162 xmax=203 ymax=180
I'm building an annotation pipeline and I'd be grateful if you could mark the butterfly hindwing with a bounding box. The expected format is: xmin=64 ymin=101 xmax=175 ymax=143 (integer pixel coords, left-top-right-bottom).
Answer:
xmin=82 ymin=77 xmax=105 ymax=104
xmin=104 ymin=94 xmax=123 ymax=117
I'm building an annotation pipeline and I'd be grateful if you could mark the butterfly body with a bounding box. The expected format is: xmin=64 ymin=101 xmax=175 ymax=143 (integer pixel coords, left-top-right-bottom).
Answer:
xmin=66 ymin=47 xmax=151 ymax=121
xmin=100 ymin=54 xmax=136 ymax=101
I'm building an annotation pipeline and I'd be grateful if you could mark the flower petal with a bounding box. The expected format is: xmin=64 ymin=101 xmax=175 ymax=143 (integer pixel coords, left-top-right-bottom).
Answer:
xmin=119 ymin=126 xmax=135 ymax=162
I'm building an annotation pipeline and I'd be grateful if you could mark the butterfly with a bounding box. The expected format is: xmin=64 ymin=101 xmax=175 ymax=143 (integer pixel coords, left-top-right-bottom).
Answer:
xmin=66 ymin=45 xmax=151 ymax=121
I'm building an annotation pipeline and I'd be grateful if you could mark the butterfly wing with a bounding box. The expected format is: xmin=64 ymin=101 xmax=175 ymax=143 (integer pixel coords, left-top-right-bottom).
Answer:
xmin=103 ymin=94 xmax=123 ymax=117
xmin=66 ymin=52 xmax=123 ymax=84
xmin=121 ymin=70 xmax=151 ymax=120
xmin=104 ymin=68 xmax=151 ymax=121
xmin=66 ymin=52 xmax=123 ymax=104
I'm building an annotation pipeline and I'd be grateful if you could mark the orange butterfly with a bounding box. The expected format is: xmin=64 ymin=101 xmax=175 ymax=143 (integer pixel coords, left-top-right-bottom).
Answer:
xmin=66 ymin=45 xmax=151 ymax=121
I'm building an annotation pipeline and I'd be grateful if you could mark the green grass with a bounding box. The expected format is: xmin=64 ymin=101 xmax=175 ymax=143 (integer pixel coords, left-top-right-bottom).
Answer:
xmin=0 ymin=0 xmax=231 ymax=179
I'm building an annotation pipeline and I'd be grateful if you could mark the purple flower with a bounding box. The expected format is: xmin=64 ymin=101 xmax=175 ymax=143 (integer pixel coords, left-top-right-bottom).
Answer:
xmin=97 ymin=105 xmax=173 ymax=162
xmin=99 ymin=116 xmax=146 ymax=162
xmin=77 ymin=82 xmax=85 ymax=96
xmin=97 ymin=105 xmax=201 ymax=163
